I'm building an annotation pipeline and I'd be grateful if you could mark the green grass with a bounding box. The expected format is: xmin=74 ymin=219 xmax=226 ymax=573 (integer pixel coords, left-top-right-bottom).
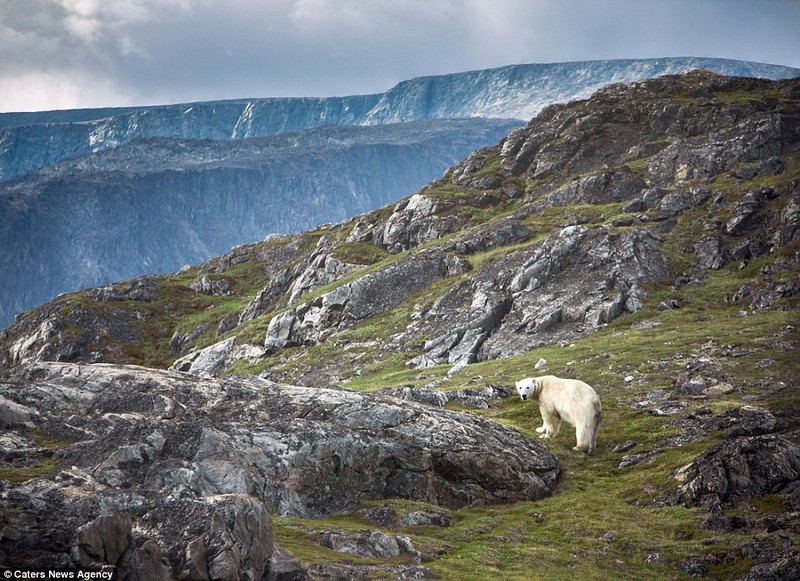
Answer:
xmin=0 ymin=458 xmax=59 ymax=484
xmin=270 ymin=429 xmax=735 ymax=580
xmin=331 ymin=241 xmax=390 ymax=265
xmin=0 ymin=429 xmax=67 ymax=484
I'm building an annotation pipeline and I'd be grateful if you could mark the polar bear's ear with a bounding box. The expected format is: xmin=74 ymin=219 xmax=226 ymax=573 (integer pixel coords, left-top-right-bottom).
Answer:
xmin=516 ymin=378 xmax=533 ymax=390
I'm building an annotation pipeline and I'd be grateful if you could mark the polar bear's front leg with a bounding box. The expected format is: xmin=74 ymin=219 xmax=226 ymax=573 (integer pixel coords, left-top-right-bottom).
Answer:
xmin=538 ymin=407 xmax=560 ymax=439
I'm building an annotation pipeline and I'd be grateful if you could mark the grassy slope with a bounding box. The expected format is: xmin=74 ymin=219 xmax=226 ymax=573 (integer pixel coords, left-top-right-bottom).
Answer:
xmin=17 ymin=153 xmax=793 ymax=580
xmin=267 ymin=245 xmax=798 ymax=580
xmin=260 ymin=145 xmax=799 ymax=574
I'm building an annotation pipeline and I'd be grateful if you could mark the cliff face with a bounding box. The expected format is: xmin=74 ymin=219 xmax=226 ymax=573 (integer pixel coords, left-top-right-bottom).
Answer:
xmin=2 ymin=57 xmax=798 ymax=182
xmin=1 ymin=71 xmax=799 ymax=580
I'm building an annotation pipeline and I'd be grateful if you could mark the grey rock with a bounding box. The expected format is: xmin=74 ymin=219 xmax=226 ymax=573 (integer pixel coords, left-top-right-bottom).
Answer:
xmin=546 ymin=169 xmax=646 ymax=206
xmin=263 ymin=251 xmax=469 ymax=353
xmin=0 ymin=394 xmax=35 ymax=427
xmin=87 ymin=277 xmax=159 ymax=302
xmin=744 ymin=556 xmax=800 ymax=581
xmin=619 ymin=452 xmax=657 ymax=468
xmin=612 ymin=440 xmax=638 ymax=453
xmin=169 ymin=324 xmax=208 ymax=355
xmin=190 ymin=275 xmax=230 ymax=296
xmin=622 ymin=187 xmax=664 ymax=213
xmin=319 ymin=529 xmax=420 ymax=562
xmin=266 ymin=544 xmax=308 ymax=581
xmin=381 ymin=386 xmax=449 ymax=407
xmin=750 ymin=278 xmax=800 ymax=311
xmin=286 ymin=239 xmax=360 ymax=305
xmin=670 ymin=435 xmax=800 ymax=510
xmin=215 ymin=313 xmax=239 ymax=336
xmin=733 ymin=156 xmax=785 ymax=180
xmin=0 ymin=361 xmax=560 ymax=568
xmin=694 ymin=235 xmax=728 ymax=270
xmin=726 ymin=189 xmax=767 ymax=235
xmin=172 ymin=336 xmax=236 ymax=377
xmin=358 ymin=504 xmax=451 ymax=530
xmin=719 ymin=406 xmax=778 ymax=437
xmin=410 ymin=226 xmax=668 ymax=365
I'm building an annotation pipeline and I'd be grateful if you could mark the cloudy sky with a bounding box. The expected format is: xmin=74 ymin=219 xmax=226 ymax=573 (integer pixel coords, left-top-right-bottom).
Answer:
xmin=1 ymin=0 xmax=799 ymax=113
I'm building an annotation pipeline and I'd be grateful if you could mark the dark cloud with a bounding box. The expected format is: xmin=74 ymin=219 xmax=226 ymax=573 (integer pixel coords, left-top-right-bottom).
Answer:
xmin=1 ymin=0 xmax=798 ymax=112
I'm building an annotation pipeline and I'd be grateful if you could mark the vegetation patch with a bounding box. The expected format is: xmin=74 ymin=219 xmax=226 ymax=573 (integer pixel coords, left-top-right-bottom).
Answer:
xmin=331 ymin=241 xmax=390 ymax=265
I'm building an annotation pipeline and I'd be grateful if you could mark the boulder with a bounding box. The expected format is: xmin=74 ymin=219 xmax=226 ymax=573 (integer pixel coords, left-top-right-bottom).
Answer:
xmin=87 ymin=277 xmax=160 ymax=302
xmin=171 ymin=336 xmax=236 ymax=377
xmin=726 ymin=189 xmax=768 ymax=236
xmin=670 ymin=435 xmax=800 ymax=511
xmin=190 ymin=275 xmax=230 ymax=296
xmin=263 ymin=251 xmax=470 ymax=353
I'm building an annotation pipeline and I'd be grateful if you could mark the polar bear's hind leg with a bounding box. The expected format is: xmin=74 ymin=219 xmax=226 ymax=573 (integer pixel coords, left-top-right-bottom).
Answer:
xmin=574 ymin=406 xmax=601 ymax=454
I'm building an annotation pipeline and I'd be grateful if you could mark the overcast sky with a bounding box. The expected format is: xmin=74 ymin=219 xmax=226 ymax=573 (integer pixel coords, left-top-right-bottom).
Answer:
xmin=1 ymin=0 xmax=799 ymax=113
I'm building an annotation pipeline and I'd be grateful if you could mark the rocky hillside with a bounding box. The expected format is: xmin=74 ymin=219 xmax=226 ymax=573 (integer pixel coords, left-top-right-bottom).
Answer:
xmin=3 ymin=57 xmax=798 ymax=331
xmin=1 ymin=70 xmax=799 ymax=579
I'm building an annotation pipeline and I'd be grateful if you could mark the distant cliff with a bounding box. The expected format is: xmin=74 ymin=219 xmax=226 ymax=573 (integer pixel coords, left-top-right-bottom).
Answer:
xmin=2 ymin=57 xmax=797 ymax=181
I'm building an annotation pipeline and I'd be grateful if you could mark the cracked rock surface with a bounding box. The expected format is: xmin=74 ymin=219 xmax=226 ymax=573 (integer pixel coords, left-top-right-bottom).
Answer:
xmin=0 ymin=360 xmax=559 ymax=574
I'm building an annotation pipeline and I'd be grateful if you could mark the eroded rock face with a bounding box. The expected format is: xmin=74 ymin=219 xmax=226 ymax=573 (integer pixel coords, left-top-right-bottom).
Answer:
xmin=669 ymin=435 xmax=800 ymax=512
xmin=263 ymin=250 xmax=471 ymax=353
xmin=0 ymin=361 xmax=560 ymax=570
xmin=407 ymin=225 xmax=669 ymax=367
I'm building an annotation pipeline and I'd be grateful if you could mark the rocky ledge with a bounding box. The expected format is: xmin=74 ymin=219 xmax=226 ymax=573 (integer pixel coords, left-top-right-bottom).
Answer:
xmin=0 ymin=361 xmax=559 ymax=577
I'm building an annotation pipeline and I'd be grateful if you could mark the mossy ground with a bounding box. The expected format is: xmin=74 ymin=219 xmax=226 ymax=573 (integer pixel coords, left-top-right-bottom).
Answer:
xmin=270 ymin=420 xmax=774 ymax=580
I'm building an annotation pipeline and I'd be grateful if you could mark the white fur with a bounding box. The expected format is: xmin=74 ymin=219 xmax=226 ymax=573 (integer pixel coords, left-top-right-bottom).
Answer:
xmin=515 ymin=375 xmax=602 ymax=454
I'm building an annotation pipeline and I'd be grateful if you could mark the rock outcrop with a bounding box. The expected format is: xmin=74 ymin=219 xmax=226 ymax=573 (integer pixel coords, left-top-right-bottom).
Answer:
xmin=670 ymin=435 xmax=800 ymax=512
xmin=0 ymin=361 xmax=560 ymax=573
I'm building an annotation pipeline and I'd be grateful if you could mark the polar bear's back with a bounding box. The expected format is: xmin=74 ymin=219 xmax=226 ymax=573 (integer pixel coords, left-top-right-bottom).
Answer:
xmin=537 ymin=375 xmax=601 ymax=412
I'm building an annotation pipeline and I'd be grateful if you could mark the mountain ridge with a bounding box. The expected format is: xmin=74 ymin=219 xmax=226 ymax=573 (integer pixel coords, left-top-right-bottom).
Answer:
xmin=2 ymin=58 xmax=799 ymax=332
xmin=2 ymin=57 xmax=798 ymax=181
xmin=0 ymin=118 xmax=520 ymax=329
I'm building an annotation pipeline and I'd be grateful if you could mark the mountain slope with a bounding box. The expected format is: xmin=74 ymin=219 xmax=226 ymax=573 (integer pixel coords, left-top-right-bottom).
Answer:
xmin=1 ymin=58 xmax=797 ymax=331
xmin=3 ymin=71 xmax=798 ymax=377
xmin=1 ymin=71 xmax=799 ymax=579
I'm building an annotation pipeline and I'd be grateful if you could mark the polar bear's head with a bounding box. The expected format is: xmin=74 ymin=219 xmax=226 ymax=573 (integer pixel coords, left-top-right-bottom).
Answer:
xmin=515 ymin=377 xmax=537 ymax=401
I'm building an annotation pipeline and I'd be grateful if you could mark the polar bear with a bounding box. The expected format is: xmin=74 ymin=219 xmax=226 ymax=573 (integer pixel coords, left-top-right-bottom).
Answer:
xmin=515 ymin=375 xmax=602 ymax=454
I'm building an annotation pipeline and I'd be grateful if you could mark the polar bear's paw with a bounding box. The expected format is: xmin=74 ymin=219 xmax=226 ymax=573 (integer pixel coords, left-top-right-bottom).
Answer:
xmin=535 ymin=426 xmax=546 ymax=434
